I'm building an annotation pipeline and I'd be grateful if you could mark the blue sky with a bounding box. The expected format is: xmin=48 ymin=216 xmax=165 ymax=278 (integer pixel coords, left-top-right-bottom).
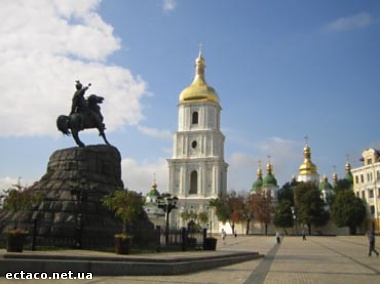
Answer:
xmin=1 ymin=0 xmax=380 ymax=195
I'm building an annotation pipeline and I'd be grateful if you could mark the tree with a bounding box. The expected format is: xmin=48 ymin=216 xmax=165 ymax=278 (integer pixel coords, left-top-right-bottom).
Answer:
xmin=197 ymin=211 xmax=209 ymax=228
xmin=180 ymin=210 xmax=209 ymax=231
xmin=229 ymin=192 xmax=250 ymax=235
xmin=2 ymin=182 xmax=44 ymax=229
xmin=180 ymin=210 xmax=198 ymax=225
xmin=250 ymin=191 xmax=272 ymax=235
xmin=102 ymin=189 xmax=144 ymax=235
xmin=278 ymin=182 xmax=295 ymax=204
xmin=294 ymin=182 xmax=329 ymax=235
xmin=331 ymin=189 xmax=366 ymax=235
xmin=240 ymin=194 xmax=255 ymax=235
xmin=273 ymin=199 xmax=294 ymax=234
xmin=209 ymin=191 xmax=241 ymax=235
xmin=334 ymin=179 xmax=353 ymax=193
xmin=2 ymin=183 xmax=44 ymax=213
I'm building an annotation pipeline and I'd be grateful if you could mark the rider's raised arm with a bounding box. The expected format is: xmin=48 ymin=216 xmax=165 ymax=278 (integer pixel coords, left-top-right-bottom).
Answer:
xmin=84 ymin=83 xmax=92 ymax=91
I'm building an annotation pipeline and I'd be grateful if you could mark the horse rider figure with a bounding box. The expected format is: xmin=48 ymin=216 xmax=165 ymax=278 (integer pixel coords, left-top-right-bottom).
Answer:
xmin=58 ymin=80 xmax=110 ymax=147
xmin=70 ymin=80 xmax=91 ymax=129
xmin=87 ymin=94 xmax=106 ymax=129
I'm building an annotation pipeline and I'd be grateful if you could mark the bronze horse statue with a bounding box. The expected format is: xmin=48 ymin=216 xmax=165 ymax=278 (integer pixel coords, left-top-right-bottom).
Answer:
xmin=57 ymin=94 xmax=111 ymax=147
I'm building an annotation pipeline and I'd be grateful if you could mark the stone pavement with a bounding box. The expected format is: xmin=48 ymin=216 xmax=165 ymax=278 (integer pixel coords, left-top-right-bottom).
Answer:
xmin=1 ymin=235 xmax=380 ymax=283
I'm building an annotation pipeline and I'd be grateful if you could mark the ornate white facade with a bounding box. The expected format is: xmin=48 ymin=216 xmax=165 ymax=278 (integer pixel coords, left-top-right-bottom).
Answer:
xmin=167 ymin=50 xmax=228 ymax=232
xmin=351 ymin=148 xmax=380 ymax=233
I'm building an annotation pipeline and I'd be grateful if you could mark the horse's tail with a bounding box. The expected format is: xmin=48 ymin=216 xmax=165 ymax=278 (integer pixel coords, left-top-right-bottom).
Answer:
xmin=56 ymin=115 xmax=71 ymax=135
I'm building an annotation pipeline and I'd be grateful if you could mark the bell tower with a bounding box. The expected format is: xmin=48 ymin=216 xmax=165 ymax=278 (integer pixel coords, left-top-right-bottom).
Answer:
xmin=167 ymin=49 xmax=228 ymax=232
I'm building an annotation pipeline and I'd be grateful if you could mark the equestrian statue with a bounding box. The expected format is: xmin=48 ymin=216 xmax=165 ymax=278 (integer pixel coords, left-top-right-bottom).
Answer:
xmin=57 ymin=80 xmax=111 ymax=147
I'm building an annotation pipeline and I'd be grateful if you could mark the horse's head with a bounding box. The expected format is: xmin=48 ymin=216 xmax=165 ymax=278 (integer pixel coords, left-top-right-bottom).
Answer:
xmin=87 ymin=94 xmax=104 ymax=105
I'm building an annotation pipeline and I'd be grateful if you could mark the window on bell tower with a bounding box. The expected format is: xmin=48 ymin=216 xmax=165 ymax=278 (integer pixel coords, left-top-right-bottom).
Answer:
xmin=192 ymin=111 xmax=198 ymax=124
xmin=189 ymin=170 xmax=198 ymax=194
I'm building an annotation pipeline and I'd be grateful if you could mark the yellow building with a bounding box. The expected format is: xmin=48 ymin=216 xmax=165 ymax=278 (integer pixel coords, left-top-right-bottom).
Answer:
xmin=351 ymin=148 xmax=380 ymax=233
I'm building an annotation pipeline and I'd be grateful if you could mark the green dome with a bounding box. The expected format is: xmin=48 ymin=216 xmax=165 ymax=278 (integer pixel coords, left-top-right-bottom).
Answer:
xmin=345 ymin=171 xmax=353 ymax=185
xmin=252 ymin=177 xmax=263 ymax=192
xmin=263 ymin=174 xmax=278 ymax=187
xmin=147 ymin=189 xmax=160 ymax=197
xmin=146 ymin=182 xmax=160 ymax=198
xmin=344 ymin=162 xmax=353 ymax=187
xmin=319 ymin=178 xmax=333 ymax=191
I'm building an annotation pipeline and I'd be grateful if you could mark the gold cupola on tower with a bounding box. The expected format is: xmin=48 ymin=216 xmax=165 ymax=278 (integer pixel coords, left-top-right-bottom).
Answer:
xmin=179 ymin=47 xmax=220 ymax=104
xmin=344 ymin=154 xmax=354 ymax=186
xmin=298 ymin=138 xmax=318 ymax=176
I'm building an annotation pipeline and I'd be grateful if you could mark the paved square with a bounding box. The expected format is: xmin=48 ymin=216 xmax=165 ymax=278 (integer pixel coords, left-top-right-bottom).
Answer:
xmin=1 ymin=235 xmax=379 ymax=283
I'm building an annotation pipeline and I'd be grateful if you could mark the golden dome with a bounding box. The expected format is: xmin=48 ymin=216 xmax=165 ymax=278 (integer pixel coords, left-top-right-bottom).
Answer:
xmin=151 ymin=181 xmax=157 ymax=189
xmin=179 ymin=50 xmax=219 ymax=104
xmin=257 ymin=167 xmax=263 ymax=177
xmin=266 ymin=163 xmax=273 ymax=174
xmin=299 ymin=145 xmax=318 ymax=175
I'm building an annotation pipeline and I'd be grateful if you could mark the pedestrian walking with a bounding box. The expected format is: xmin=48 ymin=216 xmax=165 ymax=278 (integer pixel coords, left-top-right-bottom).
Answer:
xmin=367 ymin=230 xmax=379 ymax=257
xmin=221 ymin=228 xmax=227 ymax=244
xmin=302 ymin=229 xmax=306 ymax=241
xmin=276 ymin=231 xmax=281 ymax=244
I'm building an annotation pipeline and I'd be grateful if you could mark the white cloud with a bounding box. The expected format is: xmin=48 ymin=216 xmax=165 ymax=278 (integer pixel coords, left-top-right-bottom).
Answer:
xmin=137 ymin=125 xmax=172 ymax=139
xmin=227 ymin=137 xmax=301 ymax=192
xmin=0 ymin=177 xmax=18 ymax=192
xmin=121 ymin=158 xmax=169 ymax=195
xmin=163 ymin=0 xmax=177 ymax=12
xmin=325 ymin=12 xmax=373 ymax=32
xmin=0 ymin=0 xmax=147 ymax=137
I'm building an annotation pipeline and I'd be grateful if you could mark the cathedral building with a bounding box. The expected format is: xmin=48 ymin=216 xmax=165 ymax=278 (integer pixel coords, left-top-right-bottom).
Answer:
xmin=251 ymin=159 xmax=279 ymax=203
xmin=167 ymin=49 xmax=228 ymax=233
xmin=247 ymin=140 xmax=343 ymax=235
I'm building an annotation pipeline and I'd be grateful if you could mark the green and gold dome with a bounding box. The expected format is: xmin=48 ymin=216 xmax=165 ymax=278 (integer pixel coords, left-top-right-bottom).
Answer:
xmin=179 ymin=50 xmax=220 ymax=104
xmin=263 ymin=163 xmax=278 ymax=187
xmin=145 ymin=181 xmax=160 ymax=203
xmin=319 ymin=174 xmax=333 ymax=191
xmin=252 ymin=167 xmax=263 ymax=192
xmin=344 ymin=160 xmax=353 ymax=186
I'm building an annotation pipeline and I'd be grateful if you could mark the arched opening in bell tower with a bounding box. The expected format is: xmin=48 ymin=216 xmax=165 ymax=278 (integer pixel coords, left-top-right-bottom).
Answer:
xmin=192 ymin=111 xmax=199 ymax=124
xmin=189 ymin=170 xmax=198 ymax=194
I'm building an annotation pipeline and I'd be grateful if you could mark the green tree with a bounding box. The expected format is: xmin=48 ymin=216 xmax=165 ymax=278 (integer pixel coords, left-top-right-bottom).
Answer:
xmin=278 ymin=182 xmax=295 ymax=204
xmin=294 ymin=182 xmax=329 ymax=235
xmin=334 ymin=179 xmax=353 ymax=193
xmin=331 ymin=189 xmax=366 ymax=235
xmin=210 ymin=191 xmax=241 ymax=235
xmin=2 ymin=183 xmax=44 ymax=213
xmin=2 ymin=182 xmax=45 ymax=230
xmin=180 ymin=210 xmax=198 ymax=225
xmin=180 ymin=210 xmax=209 ymax=231
xmin=197 ymin=211 xmax=209 ymax=228
xmin=102 ymin=189 xmax=144 ymax=235
xmin=273 ymin=199 xmax=294 ymax=234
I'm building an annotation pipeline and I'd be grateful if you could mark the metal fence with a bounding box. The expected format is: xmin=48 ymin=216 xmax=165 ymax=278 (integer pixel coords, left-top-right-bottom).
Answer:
xmin=1 ymin=222 xmax=214 ymax=253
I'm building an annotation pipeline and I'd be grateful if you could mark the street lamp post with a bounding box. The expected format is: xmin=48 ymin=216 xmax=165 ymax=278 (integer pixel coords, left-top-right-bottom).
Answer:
xmin=157 ymin=195 xmax=178 ymax=245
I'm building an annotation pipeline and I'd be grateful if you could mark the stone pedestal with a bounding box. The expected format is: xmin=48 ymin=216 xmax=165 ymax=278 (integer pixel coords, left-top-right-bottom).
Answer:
xmin=1 ymin=145 xmax=124 ymax=245
xmin=1 ymin=145 xmax=157 ymax=249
